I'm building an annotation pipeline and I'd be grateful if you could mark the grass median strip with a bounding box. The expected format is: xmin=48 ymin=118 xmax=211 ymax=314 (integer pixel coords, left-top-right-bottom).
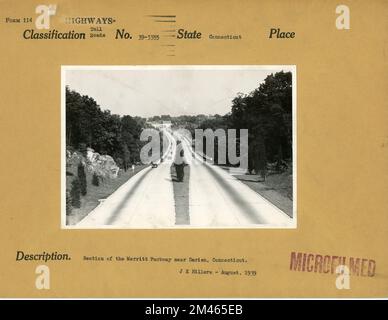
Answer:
xmin=170 ymin=164 xmax=190 ymax=225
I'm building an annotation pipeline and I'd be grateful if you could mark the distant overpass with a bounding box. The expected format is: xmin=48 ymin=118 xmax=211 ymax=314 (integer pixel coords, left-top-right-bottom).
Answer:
xmin=147 ymin=120 xmax=172 ymax=129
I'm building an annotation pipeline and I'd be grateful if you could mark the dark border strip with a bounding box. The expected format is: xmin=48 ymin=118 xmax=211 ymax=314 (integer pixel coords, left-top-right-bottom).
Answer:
xmin=146 ymin=15 xmax=176 ymax=18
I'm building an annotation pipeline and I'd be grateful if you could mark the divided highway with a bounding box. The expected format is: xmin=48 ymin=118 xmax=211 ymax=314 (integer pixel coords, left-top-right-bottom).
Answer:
xmin=76 ymin=129 xmax=293 ymax=228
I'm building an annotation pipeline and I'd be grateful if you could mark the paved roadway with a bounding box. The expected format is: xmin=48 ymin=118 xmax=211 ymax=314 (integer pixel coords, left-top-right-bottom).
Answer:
xmin=76 ymin=129 xmax=293 ymax=228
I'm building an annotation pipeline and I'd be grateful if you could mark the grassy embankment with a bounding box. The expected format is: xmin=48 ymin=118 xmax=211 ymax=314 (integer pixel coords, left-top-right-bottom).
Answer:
xmin=221 ymin=163 xmax=293 ymax=217
xmin=66 ymin=165 xmax=148 ymax=225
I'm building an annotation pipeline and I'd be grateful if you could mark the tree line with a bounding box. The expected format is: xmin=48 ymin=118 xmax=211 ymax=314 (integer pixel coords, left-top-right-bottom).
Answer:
xmin=163 ymin=71 xmax=293 ymax=178
xmin=200 ymin=71 xmax=293 ymax=177
xmin=66 ymin=86 xmax=147 ymax=170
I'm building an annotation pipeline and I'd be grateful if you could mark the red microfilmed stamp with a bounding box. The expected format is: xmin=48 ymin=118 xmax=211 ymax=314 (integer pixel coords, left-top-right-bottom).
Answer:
xmin=289 ymin=251 xmax=376 ymax=289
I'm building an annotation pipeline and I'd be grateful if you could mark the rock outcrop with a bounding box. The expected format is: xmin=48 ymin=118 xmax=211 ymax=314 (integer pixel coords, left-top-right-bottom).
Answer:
xmin=86 ymin=148 xmax=119 ymax=179
xmin=66 ymin=148 xmax=119 ymax=179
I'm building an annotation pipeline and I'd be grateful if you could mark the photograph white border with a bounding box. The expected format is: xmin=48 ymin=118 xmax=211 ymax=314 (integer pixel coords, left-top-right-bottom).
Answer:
xmin=61 ymin=65 xmax=297 ymax=229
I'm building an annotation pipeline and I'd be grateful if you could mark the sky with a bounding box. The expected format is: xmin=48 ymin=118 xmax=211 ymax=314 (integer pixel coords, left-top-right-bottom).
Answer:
xmin=65 ymin=67 xmax=293 ymax=118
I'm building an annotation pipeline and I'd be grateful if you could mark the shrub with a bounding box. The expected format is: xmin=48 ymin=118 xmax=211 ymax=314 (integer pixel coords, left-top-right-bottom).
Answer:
xmin=70 ymin=178 xmax=81 ymax=208
xmin=66 ymin=189 xmax=72 ymax=215
xmin=78 ymin=143 xmax=88 ymax=157
xmin=77 ymin=163 xmax=87 ymax=196
xmin=92 ymin=172 xmax=99 ymax=186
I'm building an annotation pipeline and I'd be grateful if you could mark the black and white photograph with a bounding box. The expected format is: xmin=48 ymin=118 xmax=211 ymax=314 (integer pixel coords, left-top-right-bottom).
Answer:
xmin=62 ymin=66 xmax=296 ymax=228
